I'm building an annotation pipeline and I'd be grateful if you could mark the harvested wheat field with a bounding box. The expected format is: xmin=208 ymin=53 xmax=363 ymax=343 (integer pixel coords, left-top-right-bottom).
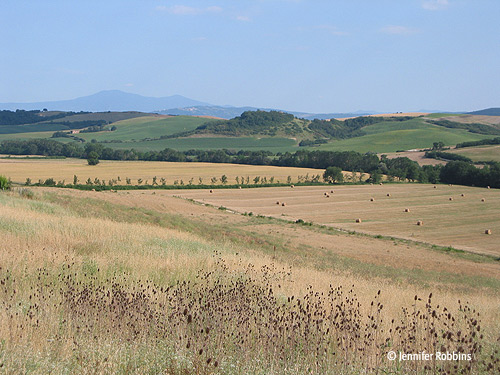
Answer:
xmin=169 ymin=183 xmax=500 ymax=257
xmin=0 ymin=158 xmax=322 ymax=185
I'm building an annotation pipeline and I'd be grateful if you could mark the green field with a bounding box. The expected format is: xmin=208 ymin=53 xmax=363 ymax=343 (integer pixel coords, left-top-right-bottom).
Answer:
xmin=75 ymin=116 xmax=214 ymax=142
xmin=453 ymin=144 xmax=500 ymax=162
xmin=2 ymin=115 xmax=499 ymax=155
xmin=100 ymin=136 xmax=297 ymax=152
xmin=317 ymin=118 xmax=497 ymax=153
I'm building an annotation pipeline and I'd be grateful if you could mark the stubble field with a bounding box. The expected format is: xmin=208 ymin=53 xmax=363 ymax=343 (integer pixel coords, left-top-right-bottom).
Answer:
xmin=168 ymin=184 xmax=500 ymax=257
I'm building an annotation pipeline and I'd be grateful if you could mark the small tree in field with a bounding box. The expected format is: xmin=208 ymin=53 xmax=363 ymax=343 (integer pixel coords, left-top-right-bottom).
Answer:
xmin=87 ymin=151 xmax=99 ymax=165
xmin=323 ymin=166 xmax=344 ymax=184
xmin=221 ymin=175 xmax=228 ymax=184
xmin=0 ymin=175 xmax=11 ymax=190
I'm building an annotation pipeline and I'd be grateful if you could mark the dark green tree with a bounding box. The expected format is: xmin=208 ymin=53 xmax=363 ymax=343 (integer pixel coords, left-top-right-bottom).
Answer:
xmin=87 ymin=151 xmax=100 ymax=165
xmin=323 ymin=166 xmax=344 ymax=183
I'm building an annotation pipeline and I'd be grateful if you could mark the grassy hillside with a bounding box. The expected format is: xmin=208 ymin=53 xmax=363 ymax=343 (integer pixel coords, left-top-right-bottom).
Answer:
xmin=453 ymin=144 xmax=500 ymax=162
xmin=75 ymin=115 xmax=215 ymax=142
xmin=317 ymin=118 xmax=498 ymax=153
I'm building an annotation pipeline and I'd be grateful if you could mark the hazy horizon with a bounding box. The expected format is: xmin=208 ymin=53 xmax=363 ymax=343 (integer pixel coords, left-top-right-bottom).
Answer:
xmin=2 ymin=1 xmax=499 ymax=113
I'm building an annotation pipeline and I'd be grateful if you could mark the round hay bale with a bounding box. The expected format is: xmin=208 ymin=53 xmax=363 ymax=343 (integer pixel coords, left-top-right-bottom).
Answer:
xmin=449 ymin=197 xmax=453 ymax=201
xmin=330 ymin=190 xmax=334 ymax=193
xmin=290 ymin=185 xmax=294 ymax=188
xmin=324 ymin=192 xmax=327 ymax=196
xmin=276 ymin=201 xmax=280 ymax=205
xmin=404 ymin=208 xmax=410 ymax=213
xmin=461 ymin=193 xmax=465 ymax=197
xmin=281 ymin=202 xmax=286 ymax=207
xmin=481 ymin=198 xmax=485 ymax=202
xmin=434 ymin=186 xmax=437 ymax=189
xmin=239 ymin=186 xmax=242 ymax=189
xmin=485 ymin=229 xmax=492 ymax=235
xmin=356 ymin=218 xmax=362 ymax=223
xmin=370 ymin=198 xmax=375 ymax=202
xmin=326 ymin=194 xmax=330 ymax=198
xmin=417 ymin=220 xmax=423 ymax=226
xmin=209 ymin=189 xmax=213 ymax=193
xmin=379 ymin=183 xmax=383 ymax=186
xmin=91 ymin=188 xmax=95 ymax=192
xmin=386 ymin=193 xmax=391 ymax=197
xmin=487 ymin=186 xmax=491 ymax=189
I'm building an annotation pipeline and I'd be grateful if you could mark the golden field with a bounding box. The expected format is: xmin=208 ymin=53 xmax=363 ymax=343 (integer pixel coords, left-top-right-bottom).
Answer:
xmin=0 ymin=182 xmax=499 ymax=373
xmin=0 ymin=158 xmax=323 ymax=185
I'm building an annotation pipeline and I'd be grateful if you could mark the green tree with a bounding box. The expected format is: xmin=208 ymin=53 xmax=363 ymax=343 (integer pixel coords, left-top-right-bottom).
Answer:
xmin=323 ymin=166 xmax=344 ymax=184
xmin=87 ymin=151 xmax=99 ymax=165
xmin=221 ymin=175 xmax=228 ymax=184
xmin=0 ymin=175 xmax=11 ymax=190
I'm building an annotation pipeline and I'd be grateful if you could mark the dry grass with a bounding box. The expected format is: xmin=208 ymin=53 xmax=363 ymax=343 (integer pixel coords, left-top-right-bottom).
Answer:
xmin=0 ymin=189 xmax=499 ymax=373
xmin=0 ymin=158 xmax=322 ymax=185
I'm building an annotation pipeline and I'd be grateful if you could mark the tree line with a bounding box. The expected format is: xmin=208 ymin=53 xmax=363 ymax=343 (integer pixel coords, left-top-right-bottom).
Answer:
xmin=1 ymin=138 xmax=499 ymax=188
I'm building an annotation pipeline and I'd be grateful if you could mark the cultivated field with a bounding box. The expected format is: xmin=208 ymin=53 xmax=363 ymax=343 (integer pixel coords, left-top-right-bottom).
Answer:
xmin=0 ymin=158 xmax=323 ymax=185
xmin=318 ymin=118 xmax=496 ymax=153
xmin=379 ymin=150 xmax=447 ymax=166
xmin=169 ymin=184 xmax=500 ymax=257
xmin=452 ymin=145 xmax=500 ymax=162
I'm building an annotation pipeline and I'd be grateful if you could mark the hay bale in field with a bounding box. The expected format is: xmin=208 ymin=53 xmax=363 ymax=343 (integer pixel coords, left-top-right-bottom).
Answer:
xmin=417 ymin=220 xmax=423 ymax=226
xmin=379 ymin=183 xmax=383 ymax=185
xmin=356 ymin=218 xmax=362 ymax=223
xmin=487 ymin=186 xmax=491 ymax=189
xmin=404 ymin=208 xmax=410 ymax=212
xmin=239 ymin=186 xmax=242 ymax=189
xmin=449 ymin=197 xmax=453 ymax=201
xmin=461 ymin=193 xmax=465 ymax=197
xmin=481 ymin=198 xmax=485 ymax=202
xmin=330 ymin=190 xmax=334 ymax=193
xmin=276 ymin=201 xmax=280 ymax=205
xmin=386 ymin=193 xmax=391 ymax=197
xmin=370 ymin=197 xmax=375 ymax=202
xmin=91 ymin=189 xmax=95 ymax=192
xmin=485 ymin=229 xmax=492 ymax=235
xmin=324 ymin=192 xmax=327 ymax=196
xmin=209 ymin=189 xmax=213 ymax=193
xmin=281 ymin=202 xmax=286 ymax=206
xmin=326 ymin=194 xmax=330 ymax=198
xmin=290 ymin=185 xmax=294 ymax=188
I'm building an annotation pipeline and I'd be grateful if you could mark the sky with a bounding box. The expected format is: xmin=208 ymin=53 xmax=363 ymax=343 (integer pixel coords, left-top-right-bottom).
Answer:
xmin=1 ymin=0 xmax=499 ymax=113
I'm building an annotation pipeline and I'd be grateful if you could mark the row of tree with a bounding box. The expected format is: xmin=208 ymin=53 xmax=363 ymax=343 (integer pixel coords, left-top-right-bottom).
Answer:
xmin=1 ymin=138 xmax=499 ymax=188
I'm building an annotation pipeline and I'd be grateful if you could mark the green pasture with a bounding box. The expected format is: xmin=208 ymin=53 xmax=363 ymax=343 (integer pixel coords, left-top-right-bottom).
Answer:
xmin=317 ymin=118 xmax=497 ymax=153
xmin=100 ymin=136 xmax=297 ymax=152
xmin=453 ymin=145 xmax=500 ymax=162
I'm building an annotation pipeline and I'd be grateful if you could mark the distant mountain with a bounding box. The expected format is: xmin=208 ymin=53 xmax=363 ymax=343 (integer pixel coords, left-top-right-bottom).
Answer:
xmin=160 ymin=105 xmax=372 ymax=120
xmin=0 ymin=90 xmax=210 ymax=112
xmin=467 ymin=108 xmax=500 ymax=116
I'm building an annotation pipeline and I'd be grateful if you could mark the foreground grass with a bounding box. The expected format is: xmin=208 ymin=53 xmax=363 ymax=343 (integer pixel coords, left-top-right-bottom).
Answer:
xmin=0 ymin=189 xmax=499 ymax=374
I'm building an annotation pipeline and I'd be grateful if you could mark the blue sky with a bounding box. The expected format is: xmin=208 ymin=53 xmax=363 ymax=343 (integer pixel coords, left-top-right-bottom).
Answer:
xmin=1 ymin=0 xmax=499 ymax=113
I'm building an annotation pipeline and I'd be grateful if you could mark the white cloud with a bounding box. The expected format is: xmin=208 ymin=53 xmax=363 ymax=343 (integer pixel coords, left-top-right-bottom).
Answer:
xmin=422 ymin=0 xmax=449 ymax=11
xmin=236 ymin=15 xmax=251 ymax=22
xmin=156 ymin=5 xmax=222 ymax=15
xmin=380 ymin=25 xmax=418 ymax=35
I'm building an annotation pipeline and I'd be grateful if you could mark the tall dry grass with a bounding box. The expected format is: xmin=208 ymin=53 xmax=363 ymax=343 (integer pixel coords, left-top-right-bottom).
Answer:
xmin=0 ymin=190 xmax=499 ymax=374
